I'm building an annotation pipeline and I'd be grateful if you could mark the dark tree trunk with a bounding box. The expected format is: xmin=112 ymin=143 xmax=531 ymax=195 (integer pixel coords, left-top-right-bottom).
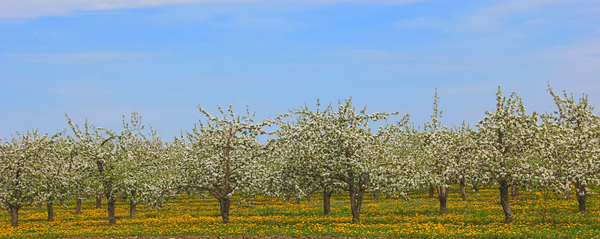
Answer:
xmin=499 ymin=180 xmax=513 ymax=223
xmin=459 ymin=178 xmax=467 ymax=201
xmin=59 ymin=199 xmax=64 ymax=205
xmin=372 ymin=190 xmax=379 ymax=202
xmin=437 ymin=186 xmax=448 ymax=215
xmin=96 ymin=196 xmax=102 ymax=209
xmin=107 ymin=199 xmax=116 ymax=225
xmin=575 ymin=181 xmax=587 ymax=212
xmin=308 ymin=194 xmax=313 ymax=206
xmin=323 ymin=189 xmax=333 ymax=216
xmin=349 ymin=188 xmax=364 ymax=224
xmin=472 ymin=181 xmax=479 ymax=193
xmin=129 ymin=200 xmax=136 ymax=218
xmin=511 ymin=184 xmax=519 ymax=201
xmin=295 ymin=197 xmax=300 ymax=204
xmin=428 ymin=184 xmax=435 ymax=198
xmin=76 ymin=198 xmax=82 ymax=214
xmin=565 ymin=190 xmax=571 ymax=200
xmin=219 ymin=197 xmax=230 ymax=224
xmin=577 ymin=193 xmax=587 ymax=212
xmin=129 ymin=190 xmax=137 ymax=218
xmin=47 ymin=200 xmax=54 ymax=222
xmin=9 ymin=205 xmax=20 ymax=227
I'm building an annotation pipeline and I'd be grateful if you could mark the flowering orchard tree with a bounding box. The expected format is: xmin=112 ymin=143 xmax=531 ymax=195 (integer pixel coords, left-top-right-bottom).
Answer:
xmin=0 ymin=130 xmax=59 ymax=227
xmin=181 ymin=105 xmax=273 ymax=224
xmin=134 ymin=129 xmax=182 ymax=211
xmin=540 ymin=86 xmax=600 ymax=212
xmin=450 ymin=123 xmax=481 ymax=202
xmin=68 ymin=114 xmax=143 ymax=226
xmin=115 ymin=113 xmax=172 ymax=218
xmin=272 ymin=109 xmax=342 ymax=213
xmin=475 ymin=87 xmax=540 ymax=223
xmin=66 ymin=116 xmax=107 ymax=214
xmin=419 ymin=90 xmax=482 ymax=214
xmin=36 ymin=133 xmax=75 ymax=222
xmin=279 ymin=99 xmax=400 ymax=223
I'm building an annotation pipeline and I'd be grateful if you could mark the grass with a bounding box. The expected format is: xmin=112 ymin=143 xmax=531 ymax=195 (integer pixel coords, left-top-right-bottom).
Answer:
xmin=1 ymin=185 xmax=600 ymax=238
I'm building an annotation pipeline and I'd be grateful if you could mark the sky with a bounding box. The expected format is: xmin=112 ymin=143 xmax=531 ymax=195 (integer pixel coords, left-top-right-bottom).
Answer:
xmin=1 ymin=0 xmax=600 ymax=141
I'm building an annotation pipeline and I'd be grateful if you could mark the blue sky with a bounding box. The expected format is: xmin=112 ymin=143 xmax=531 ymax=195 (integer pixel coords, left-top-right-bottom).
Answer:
xmin=1 ymin=0 xmax=600 ymax=141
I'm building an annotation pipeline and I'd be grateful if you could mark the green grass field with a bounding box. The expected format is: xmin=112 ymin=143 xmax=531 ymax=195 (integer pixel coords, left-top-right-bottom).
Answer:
xmin=2 ymin=185 xmax=600 ymax=238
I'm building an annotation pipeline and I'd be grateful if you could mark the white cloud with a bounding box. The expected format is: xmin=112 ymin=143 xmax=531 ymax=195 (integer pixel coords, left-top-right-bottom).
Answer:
xmin=2 ymin=52 xmax=152 ymax=64
xmin=462 ymin=0 xmax=600 ymax=31
xmin=0 ymin=0 xmax=426 ymax=19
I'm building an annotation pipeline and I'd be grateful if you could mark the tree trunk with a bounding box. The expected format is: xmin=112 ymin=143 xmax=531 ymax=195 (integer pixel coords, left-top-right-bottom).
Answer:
xmin=107 ymin=199 xmax=116 ymax=225
xmin=59 ymin=199 xmax=64 ymax=205
xmin=349 ymin=188 xmax=364 ymax=224
xmin=96 ymin=196 xmax=102 ymax=209
xmin=76 ymin=198 xmax=82 ymax=214
xmin=323 ymin=189 xmax=332 ymax=216
xmin=129 ymin=200 xmax=136 ymax=218
xmin=428 ymin=184 xmax=435 ymax=198
xmin=219 ymin=197 xmax=231 ymax=224
xmin=459 ymin=178 xmax=467 ymax=201
xmin=511 ymin=184 xmax=519 ymax=201
xmin=565 ymin=190 xmax=571 ymax=200
xmin=9 ymin=205 xmax=20 ymax=227
xmin=308 ymin=194 xmax=313 ymax=206
xmin=372 ymin=190 xmax=379 ymax=202
xmin=472 ymin=181 xmax=479 ymax=193
xmin=47 ymin=200 xmax=54 ymax=222
xmin=499 ymin=180 xmax=513 ymax=223
xmin=575 ymin=181 xmax=587 ymax=212
xmin=577 ymin=193 xmax=587 ymax=212
xmin=129 ymin=190 xmax=137 ymax=218
xmin=295 ymin=197 xmax=300 ymax=204
xmin=437 ymin=186 xmax=448 ymax=215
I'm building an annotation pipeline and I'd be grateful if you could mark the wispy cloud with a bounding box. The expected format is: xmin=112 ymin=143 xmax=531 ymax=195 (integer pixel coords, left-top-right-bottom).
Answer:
xmin=47 ymin=87 xmax=114 ymax=97
xmin=2 ymin=52 xmax=152 ymax=64
xmin=462 ymin=0 xmax=599 ymax=31
xmin=0 ymin=0 xmax=426 ymax=19
xmin=528 ymin=38 xmax=600 ymax=92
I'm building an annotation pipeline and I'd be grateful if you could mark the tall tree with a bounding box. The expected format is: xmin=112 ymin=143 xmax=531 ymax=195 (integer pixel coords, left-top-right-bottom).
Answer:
xmin=413 ymin=90 xmax=478 ymax=215
xmin=475 ymin=87 xmax=540 ymax=223
xmin=181 ymin=105 xmax=273 ymax=224
xmin=541 ymin=86 xmax=600 ymax=212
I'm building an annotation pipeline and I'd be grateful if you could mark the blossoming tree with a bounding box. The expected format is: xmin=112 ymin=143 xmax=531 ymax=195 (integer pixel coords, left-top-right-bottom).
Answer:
xmin=475 ymin=87 xmax=540 ymax=223
xmin=180 ymin=105 xmax=273 ymax=224
xmin=278 ymin=99 xmax=401 ymax=223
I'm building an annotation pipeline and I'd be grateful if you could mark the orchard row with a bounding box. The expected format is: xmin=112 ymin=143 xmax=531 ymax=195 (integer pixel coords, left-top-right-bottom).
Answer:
xmin=1 ymin=86 xmax=599 ymax=227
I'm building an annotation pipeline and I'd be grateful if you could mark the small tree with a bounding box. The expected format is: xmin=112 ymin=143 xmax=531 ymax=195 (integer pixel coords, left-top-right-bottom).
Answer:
xmin=67 ymin=113 xmax=146 ymax=225
xmin=279 ymin=99 xmax=399 ymax=223
xmin=271 ymin=107 xmax=341 ymax=214
xmin=0 ymin=130 xmax=59 ymax=227
xmin=407 ymin=90 xmax=479 ymax=215
xmin=37 ymin=133 xmax=74 ymax=222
